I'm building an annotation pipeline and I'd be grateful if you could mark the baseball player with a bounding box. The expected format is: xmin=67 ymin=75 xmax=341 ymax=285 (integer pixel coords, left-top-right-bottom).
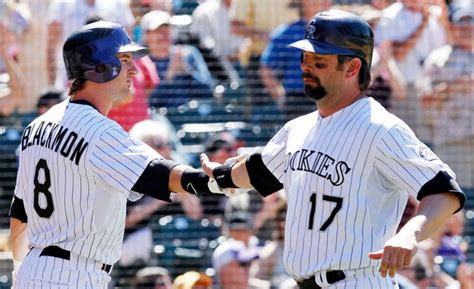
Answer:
xmin=201 ymin=10 xmax=465 ymax=289
xmin=9 ymin=21 xmax=224 ymax=289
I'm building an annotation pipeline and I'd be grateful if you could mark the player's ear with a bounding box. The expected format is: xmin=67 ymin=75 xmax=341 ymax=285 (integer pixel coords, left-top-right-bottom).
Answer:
xmin=345 ymin=58 xmax=362 ymax=78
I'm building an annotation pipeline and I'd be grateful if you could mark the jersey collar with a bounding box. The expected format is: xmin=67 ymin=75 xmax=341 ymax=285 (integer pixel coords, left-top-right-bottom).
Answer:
xmin=69 ymin=99 xmax=99 ymax=112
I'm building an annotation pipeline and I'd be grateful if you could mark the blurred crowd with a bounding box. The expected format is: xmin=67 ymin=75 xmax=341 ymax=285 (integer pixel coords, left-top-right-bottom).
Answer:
xmin=0 ymin=0 xmax=472 ymax=288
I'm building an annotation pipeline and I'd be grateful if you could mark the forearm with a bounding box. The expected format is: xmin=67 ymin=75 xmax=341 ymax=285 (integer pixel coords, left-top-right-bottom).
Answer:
xmin=386 ymin=58 xmax=407 ymax=100
xmin=399 ymin=193 xmax=461 ymax=243
xmin=260 ymin=65 xmax=285 ymax=103
xmin=125 ymin=199 xmax=163 ymax=228
xmin=176 ymin=192 xmax=203 ymax=220
xmin=392 ymin=20 xmax=427 ymax=61
xmin=10 ymin=218 xmax=28 ymax=262
xmin=230 ymin=159 xmax=253 ymax=188
xmin=231 ymin=20 xmax=267 ymax=40
xmin=4 ymin=55 xmax=25 ymax=105
xmin=47 ymin=23 xmax=61 ymax=84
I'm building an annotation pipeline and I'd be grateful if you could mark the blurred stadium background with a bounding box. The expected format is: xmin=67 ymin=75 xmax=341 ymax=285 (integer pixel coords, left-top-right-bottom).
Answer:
xmin=0 ymin=0 xmax=472 ymax=288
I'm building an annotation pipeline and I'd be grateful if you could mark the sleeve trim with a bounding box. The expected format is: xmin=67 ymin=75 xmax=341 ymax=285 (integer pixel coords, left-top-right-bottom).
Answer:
xmin=246 ymin=153 xmax=283 ymax=197
xmin=417 ymin=170 xmax=465 ymax=213
xmin=9 ymin=196 xmax=28 ymax=223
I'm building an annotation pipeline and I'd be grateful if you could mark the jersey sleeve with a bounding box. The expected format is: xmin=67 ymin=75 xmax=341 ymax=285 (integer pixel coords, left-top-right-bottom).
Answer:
xmin=89 ymin=126 xmax=160 ymax=195
xmin=374 ymin=123 xmax=455 ymax=197
xmin=260 ymin=124 xmax=289 ymax=182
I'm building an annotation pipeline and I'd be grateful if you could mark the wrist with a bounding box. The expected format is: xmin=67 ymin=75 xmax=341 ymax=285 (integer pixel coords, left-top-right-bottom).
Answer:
xmin=213 ymin=164 xmax=238 ymax=189
xmin=181 ymin=168 xmax=212 ymax=195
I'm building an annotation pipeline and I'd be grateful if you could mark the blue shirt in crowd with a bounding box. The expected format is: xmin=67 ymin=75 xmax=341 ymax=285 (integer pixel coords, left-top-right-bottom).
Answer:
xmin=260 ymin=20 xmax=307 ymax=95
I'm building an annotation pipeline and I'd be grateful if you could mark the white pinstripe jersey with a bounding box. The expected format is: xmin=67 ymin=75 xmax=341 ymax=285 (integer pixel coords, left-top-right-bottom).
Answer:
xmin=13 ymin=99 xmax=160 ymax=265
xmin=261 ymin=97 xmax=455 ymax=279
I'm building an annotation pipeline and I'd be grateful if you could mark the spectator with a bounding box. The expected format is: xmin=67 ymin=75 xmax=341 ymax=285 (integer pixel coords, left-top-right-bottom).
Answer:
xmin=417 ymin=1 xmax=473 ymax=200
xmin=436 ymin=211 xmax=467 ymax=279
xmin=260 ymin=0 xmax=332 ymax=118
xmin=355 ymin=5 xmax=407 ymax=109
xmin=229 ymin=0 xmax=298 ymax=106
xmin=173 ymin=271 xmax=212 ymax=289
xmin=8 ymin=0 xmax=44 ymax=112
xmin=0 ymin=6 xmax=25 ymax=117
xmin=141 ymin=10 xmax=214 ymax=109
xmin=131 ymin=266 xmax=174 ymax=289
xmin=250 ymin=199 xmax=296 ymax=289
xmin=212 ymin=208 xmax=262 ymax=289
xmin=190 ymin=0 xmax=243 ymax=86
xmin=47 ymin=0 xmax=135 ymax=90
xmin=375 ymin=0 xmax=449 ymax=143
xmin=35 ymin=88 xmax=64 ymax=116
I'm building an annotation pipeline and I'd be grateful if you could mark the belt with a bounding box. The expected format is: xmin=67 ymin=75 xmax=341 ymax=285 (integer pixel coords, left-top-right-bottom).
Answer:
xmin=39 ymin=246 xmax=112 ymax=274
xmin=297 ymin=270 xmax=346 ymax=289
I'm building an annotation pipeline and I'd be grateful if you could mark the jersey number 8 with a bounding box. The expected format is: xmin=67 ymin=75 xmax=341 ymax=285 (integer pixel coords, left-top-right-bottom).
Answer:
xmin=34 ymin=159 xmax=54 ymax=218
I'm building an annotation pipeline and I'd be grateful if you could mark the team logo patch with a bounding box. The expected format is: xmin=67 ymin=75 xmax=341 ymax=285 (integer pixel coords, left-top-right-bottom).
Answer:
xmin=306 ymin=21 xmax=317 ymax=40
xmin=419 ymin=145 xmax=438 ymax=162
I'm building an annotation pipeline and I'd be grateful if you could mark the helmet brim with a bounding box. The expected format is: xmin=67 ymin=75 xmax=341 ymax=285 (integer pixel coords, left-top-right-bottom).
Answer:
xmin=118 ymin=43 xmax=149 ymax=59
xmin=288 ymin=39 xmax=358 ymax=57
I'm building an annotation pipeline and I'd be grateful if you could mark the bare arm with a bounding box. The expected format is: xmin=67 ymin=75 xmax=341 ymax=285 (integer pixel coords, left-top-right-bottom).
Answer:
xmin=260 ymin=65 xmax=286 ymax=107
xmin=373 ymin=42 xmax=407 ymax=100
xmin=10 ymin=218 xmax=28 ymax=262
xmin=369 ymin=192 xmax=461 ymax=277
xmin=392 ymin=14 xmax=428 ymax=61
xmin=47 ymin=22 xmax=62 ymax=85
xmin=0 ymin=24 xmax=24 ymax=115
xmin=125 ymin=198 xmax=164 ymax=228
xmin=231 ymin=20 xmax=268 ymax=41
xmin=175 ymin=192 xmax=203 ymax=220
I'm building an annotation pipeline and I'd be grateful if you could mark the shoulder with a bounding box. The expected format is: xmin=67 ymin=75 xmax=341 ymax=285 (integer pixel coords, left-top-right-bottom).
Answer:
xmin=364 ymin=98 xmax=403 ymax=133
xmin=286 ymin=111 xmax=318 ymax=129
xmin=68 ymin=101 xmax=124 ymax=133
xmin=271 ymin=20 xmax=305 ymax=40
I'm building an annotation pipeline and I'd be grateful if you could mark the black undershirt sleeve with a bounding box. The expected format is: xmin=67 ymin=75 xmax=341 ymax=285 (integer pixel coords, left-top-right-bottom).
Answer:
xmin=9 ymin=196 xmax=28 ymax=223
xmin=245 ymin=153 xmax=283 ymax=197
xmin=131 ymin=158 xmax=178 ymax=202
xmin=417 ymin=170 xmax=465 ymax=213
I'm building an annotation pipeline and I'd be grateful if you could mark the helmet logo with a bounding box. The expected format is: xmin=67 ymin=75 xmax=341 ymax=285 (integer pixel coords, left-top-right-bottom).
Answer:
xmin=306 ymin=20 xmax=317 ymax=40
xmin=112 ymin=66 xmax=120 ymax=77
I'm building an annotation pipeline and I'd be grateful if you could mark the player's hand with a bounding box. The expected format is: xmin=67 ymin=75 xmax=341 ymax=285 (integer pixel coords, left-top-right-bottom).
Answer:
xmin=206 ymin=174 xmax=246 ymax=198
xmin=368 ymin=234 xmax=418 ymax=278
xmin=200 ymin=153 xmax=221 ymax=177
xmin=201 ymin=153 xmax=247 ymax=198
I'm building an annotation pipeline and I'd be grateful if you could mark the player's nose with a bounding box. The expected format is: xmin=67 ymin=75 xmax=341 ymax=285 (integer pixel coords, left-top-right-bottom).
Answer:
xmin=300 ymin=61 xmax=312 ymax=73
xmin=128 ymin=61 xmax=138 ymax=75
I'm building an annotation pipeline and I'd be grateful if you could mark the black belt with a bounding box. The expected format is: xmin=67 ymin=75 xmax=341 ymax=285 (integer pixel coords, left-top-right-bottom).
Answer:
xmin=39 ymin=246 xmax=112 ymax=273
xmin=297 ymin=270 xmax=346 ymax=289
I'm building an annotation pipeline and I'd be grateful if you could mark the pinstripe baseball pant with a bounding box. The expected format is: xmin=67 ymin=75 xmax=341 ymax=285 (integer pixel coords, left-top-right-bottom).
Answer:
xmin=13 ymin=247 xmax=111 ymax=289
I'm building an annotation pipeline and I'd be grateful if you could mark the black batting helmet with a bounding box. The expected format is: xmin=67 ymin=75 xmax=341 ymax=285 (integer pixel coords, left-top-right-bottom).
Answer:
xmin=63 ymin=21 xmax=149 ymax=83
xmin=289 ymin=10 xmax=374 ymax=68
